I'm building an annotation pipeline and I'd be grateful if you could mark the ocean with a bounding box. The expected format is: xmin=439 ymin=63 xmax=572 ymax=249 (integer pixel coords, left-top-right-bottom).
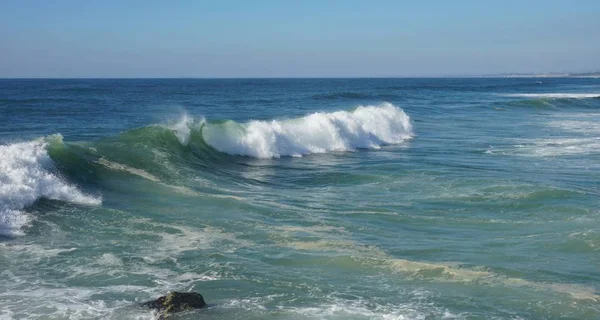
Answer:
xmin=1 ymin=78 xmax=599 ymax=319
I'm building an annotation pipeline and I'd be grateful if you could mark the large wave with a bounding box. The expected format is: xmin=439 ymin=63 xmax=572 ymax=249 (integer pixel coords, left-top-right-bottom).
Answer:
xmin=0 ymin=136 xmax=101 ymax=237
xmin=0 ymin=104 xmax=412 ymax=235
xmin=201 ymin=103 xmax=413 ymax=158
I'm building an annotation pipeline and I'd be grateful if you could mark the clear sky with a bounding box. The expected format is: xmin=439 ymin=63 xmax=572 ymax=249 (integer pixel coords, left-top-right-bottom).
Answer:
xmin=1 ymin=0 xmax=599 ymax=78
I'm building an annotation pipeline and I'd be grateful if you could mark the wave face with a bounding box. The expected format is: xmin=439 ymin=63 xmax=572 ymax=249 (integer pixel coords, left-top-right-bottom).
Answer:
xmin=0 ymin=137 xmax=101 ymax=236
xmin=202 ymin=103 xmax=413 ymax=158
xmin=0 ymin=104 xmax=412 ymax=235
xmin=499 ymin=92 xmax=600 ymax=110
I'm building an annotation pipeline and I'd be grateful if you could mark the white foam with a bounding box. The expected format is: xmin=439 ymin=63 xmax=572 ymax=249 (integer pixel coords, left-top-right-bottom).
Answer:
xmin=125 ymin=223 xmax=252 ymax=264
xmin=549 ymin=120 xmax=600 ymax=134
xmin=97 ymin=253 xmax=123 ymax=267
xmin=0 ymin=286 xmax=154 ymax=320
xmin=503 ymin=93 xmax=600 ymax=99
xmin=202 ymin=103 xmax=413 ymax=158
xmin=285 ymin=300 xmax=447 ymax=320
xmin=547 ymin=113 xmax=600 ymax=134
xmin=513 ymin=137 xmax=600 ymax=157
xmin=222 ymin=292 xmax=457 ymax=320
xmin=487 ymin=112 xmax=600 ymax=157
xmin=167 ymin=114 xmax=205 ymax=146
xmin=0 ymin=138 xmax=101 ymax=236
xmin=0 ymin=243 xmax=77 ymax=260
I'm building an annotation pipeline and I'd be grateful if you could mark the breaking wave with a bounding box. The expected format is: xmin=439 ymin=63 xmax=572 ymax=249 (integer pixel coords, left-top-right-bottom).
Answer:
xmin=0 ymin=104 xmax=413 ymax=235
xmin=0 ymin=136 xmax=101 ymax=237
xmin=202 ymin=103 xmax=413 ymax=158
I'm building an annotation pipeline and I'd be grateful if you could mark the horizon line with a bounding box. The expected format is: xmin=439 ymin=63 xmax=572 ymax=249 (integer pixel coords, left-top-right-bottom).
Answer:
xmin=1 ymin=74 xmax=597 ymax=80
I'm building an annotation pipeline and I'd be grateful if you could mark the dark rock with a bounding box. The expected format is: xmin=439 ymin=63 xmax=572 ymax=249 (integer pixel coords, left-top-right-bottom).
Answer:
xmin=142 ymin=292 xmax=206 ymax=317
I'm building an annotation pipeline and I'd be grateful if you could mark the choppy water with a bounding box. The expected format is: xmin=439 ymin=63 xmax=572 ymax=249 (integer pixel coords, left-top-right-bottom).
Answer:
xmin=1 ymin=78 xmax=599 ymax=319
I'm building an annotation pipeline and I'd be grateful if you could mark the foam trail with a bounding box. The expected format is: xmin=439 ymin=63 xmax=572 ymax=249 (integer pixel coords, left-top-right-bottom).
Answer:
xmin=0 ymin=137 xmax=101 ymax=236
xmin=202 ymin=103 xmax=413 ymax=158
xmin=503 ymin=93 xmax=600 ymax=99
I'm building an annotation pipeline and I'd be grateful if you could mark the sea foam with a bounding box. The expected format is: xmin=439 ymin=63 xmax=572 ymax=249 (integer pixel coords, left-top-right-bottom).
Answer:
xmin=0 ymin=137 xmax=101 ymax=236
xmin=503 ymin=93 xmax=600 ymax=99
xmin=202 ymin=103 xmax=413 ymax=158
xmin=168 ymin=113 xmax=205 ymax=146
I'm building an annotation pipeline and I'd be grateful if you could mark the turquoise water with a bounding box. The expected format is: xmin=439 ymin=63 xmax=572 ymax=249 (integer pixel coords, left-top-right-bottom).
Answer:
xmin=1 ymin=78 xmax=599 ymax=319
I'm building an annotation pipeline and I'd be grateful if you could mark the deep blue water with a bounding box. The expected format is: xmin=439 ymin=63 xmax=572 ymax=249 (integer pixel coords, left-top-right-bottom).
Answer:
xmin=1 ymin=78 xmax=600 ymax=319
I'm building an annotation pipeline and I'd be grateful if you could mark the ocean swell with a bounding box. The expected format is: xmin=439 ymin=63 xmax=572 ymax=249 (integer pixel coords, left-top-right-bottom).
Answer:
xmin=503 ymin=93 xmax=600 ymax=99
xmin=201 ymin=103 xmax=413 ymax=158
xmin=0 ymin=104 xmax=414 ymax=233
xmin=0 ymin=136 xmax=101 ymax=236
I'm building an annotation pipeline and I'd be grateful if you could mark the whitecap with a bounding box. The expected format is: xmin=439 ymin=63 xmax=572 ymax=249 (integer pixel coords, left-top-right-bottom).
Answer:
xmin=0 ymin=137 xmax=101 ymax=236
xmin=503 ymin=93 xmax=600 ymax=99
xmin=166 ymin=113 xmax=205 ymax=146
xmin=202 ymin=103 xmax=413 ymax=158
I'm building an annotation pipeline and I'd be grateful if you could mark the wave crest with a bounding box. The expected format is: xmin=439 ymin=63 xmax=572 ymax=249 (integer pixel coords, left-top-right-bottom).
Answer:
xmin=503 ymin=93 xmax=600 ymax=99
xmin=0 ymin=136 xmax=101 ymax=236
xmin=167 ymin=114 xmax=205 ymax=146
xmin=202 ymin=103 xmax=413 ymax=158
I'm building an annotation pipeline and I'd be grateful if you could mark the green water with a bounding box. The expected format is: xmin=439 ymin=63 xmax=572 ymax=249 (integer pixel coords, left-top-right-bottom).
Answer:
xmin=1 ymin=78 xmax=599 ymax=319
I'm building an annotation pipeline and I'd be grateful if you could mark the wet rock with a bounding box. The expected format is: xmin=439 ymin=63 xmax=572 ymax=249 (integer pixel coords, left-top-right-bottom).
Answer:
xmin=142 ymin=292 xmax=206 ymax=317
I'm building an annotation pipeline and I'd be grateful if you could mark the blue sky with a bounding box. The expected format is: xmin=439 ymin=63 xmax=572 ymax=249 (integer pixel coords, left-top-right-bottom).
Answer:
xmin=1 ymin=0 xmax=599 ymax=77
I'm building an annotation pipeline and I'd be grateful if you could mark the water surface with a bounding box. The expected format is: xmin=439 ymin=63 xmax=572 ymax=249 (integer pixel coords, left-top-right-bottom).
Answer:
xmin=1 ymin=78 xmax=599 ymax=319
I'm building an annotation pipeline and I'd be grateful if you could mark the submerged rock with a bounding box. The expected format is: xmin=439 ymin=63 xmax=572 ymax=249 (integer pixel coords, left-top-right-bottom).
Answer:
xmin=142 ymin=292 xmax=206 ymax=317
